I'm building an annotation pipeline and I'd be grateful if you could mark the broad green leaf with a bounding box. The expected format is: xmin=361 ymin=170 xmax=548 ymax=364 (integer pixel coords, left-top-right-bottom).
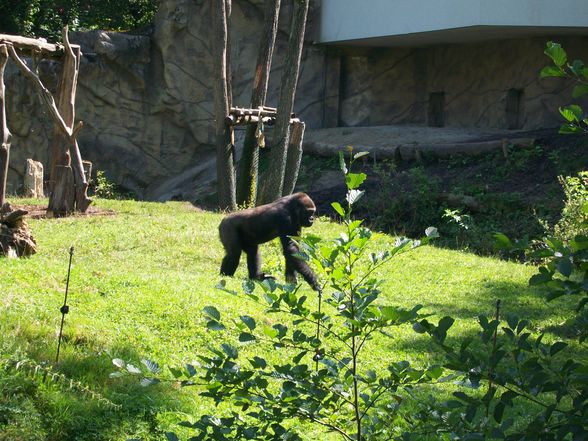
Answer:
xmin=494 ymin=232 xmax=513 ymax=249
xmin=559 ymin=124 xmax=583 ymax=134
xmin=165 ymin=433 xmax=180 ymax=441
xmin=557 ymin=258 xmax=573 ymax=277
xmin=126 ymin=364 xmax=141 ymax=374
xmin=240 ymin=315 xmax=256 ymax=330
xmin=339 ymin=150 xmax=348 ymax=174
xmin=263 ymin=326 xmax=279 ymax=338
xmin=239 ymin=332 xmax=256 ymax=342
xmin=346 ymin=189 xmax=365 ymax=205
xmin=221 ymin=343 xmax=238 ymax=359
xmin=550 ymin=341 xmax=567 ymax=356
xmin=345 ymin=172 xmax=367 ymax=190
xmin=425 ymin=226 xmax=439 ymax=238
xmin=141 ymin=359 xmax=161 ymax=374
xmin=572 ymin=85 xmax=588 ymax=98
xmin=353 ymin=151 xmax=370 ymax=160
xmin=206 ymin=320 xmax=225 ymax=331
xmin=539 ymin=66 xmax=566 ymax=78
xmin=112 ymin=358 xmax=126 ymax=369
xmin=559 ymin=105 xmax=583 ymax=123
xmin=242 ymin=279 xmax=255 ymax=294
xmin=140 ymin=377 xmax=160 ymax=387
xmin=203 ymin=305 xmax=221 ymax=321
xmin=331 ymin=202 xmax=345 ymax=217
xmin=544 ymin=41 xmax=567 ymax=67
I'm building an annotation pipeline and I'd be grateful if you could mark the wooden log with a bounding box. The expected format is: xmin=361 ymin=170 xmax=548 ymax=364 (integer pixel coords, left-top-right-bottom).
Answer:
xmin=2 ymin=209 xmax=28 ymax=225
xmin=211 ymin=0 xmax=237 ymax=210
xmin=0 ymin=45 xmax=10 ymax=207
xmin=282 ymin=120 xmax=305 ymax=196
xmin=259 ymin=0 xmax=309 ymax=204
xmin=0 ymin=34 xmax=65 ymax=56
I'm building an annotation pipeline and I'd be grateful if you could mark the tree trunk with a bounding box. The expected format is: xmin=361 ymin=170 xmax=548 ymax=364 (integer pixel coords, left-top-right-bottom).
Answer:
xmin=236 ymin=0 xmax=281 ymax=207
xmin=282 ymin=120 xmax=305 ymax=196
xmin=49 ymin=165 xmax=75 ymax=217
xmin=211 ymin=0 xmax=236 ymax=210
xmin=258 ymin=0 xmax=309 ymax=205
xmin=0 ymin=45 xmax=10 ymax=207
xmin=48 ymin=27 xmax=90 ymax=215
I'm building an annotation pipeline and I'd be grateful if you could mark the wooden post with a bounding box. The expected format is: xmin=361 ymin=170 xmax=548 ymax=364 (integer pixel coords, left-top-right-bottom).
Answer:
xmin=259 ymin=0 xmax=309 ymax=204
xmin=211 ymin=0 xmax=236 ymax=210
xmin=236 ymin=0 xmax=281 ymax=207
xmin=282 ymin=120 xmax=305 ymax=196
xmin=0 ymin=45 xmax=10 ymax=207
xmin=48 ymin=27 xmax=91 ymax=214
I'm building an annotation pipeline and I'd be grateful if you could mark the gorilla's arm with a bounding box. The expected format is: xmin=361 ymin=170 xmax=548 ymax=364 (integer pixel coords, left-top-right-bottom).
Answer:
xmin=280 ymin=235 xmax=321 ymax=292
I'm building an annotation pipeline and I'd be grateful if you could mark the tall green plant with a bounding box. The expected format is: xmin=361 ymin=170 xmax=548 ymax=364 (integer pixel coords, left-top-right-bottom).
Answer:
xmin=119 ymin=151 xmax=439 ymax=440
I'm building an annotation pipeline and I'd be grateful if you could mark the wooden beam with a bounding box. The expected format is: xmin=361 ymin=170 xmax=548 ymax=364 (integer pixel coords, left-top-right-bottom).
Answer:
xmin=0 ymin=33 xmax=71 ymax=56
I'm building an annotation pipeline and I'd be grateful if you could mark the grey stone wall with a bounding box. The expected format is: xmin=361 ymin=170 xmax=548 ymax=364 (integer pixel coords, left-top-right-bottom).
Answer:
xmin=3 ymin=0 xmax=587 ymax=200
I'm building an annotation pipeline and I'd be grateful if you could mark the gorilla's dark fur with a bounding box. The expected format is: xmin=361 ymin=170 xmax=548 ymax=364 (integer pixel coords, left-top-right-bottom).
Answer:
xmin=219 ymin=192 xmax=320 ymax=291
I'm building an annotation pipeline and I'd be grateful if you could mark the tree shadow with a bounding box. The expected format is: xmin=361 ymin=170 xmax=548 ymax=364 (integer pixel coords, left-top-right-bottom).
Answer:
xmin=1 ymin=342 xmax=187 ymax=441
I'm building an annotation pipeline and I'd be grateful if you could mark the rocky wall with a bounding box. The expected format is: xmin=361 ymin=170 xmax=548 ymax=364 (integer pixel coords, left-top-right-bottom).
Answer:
xmin=4 ymin=0 xmax=587 ymax=201
xmin=4 ymin=0 xmax=327 ymax=200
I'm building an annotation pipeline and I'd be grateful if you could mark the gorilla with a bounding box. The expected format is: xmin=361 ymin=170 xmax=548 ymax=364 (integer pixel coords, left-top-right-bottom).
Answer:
xmin=219 ymin=192 xmax=320 ymax=291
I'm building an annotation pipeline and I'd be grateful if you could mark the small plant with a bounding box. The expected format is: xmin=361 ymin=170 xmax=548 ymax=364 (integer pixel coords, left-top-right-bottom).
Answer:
xmin=92 ymin=170 xmax=117 ymax=199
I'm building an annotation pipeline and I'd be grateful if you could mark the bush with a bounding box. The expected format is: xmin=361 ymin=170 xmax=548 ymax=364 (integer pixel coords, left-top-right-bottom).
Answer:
xmin=555 ymin=171 xmax=588 ymax=242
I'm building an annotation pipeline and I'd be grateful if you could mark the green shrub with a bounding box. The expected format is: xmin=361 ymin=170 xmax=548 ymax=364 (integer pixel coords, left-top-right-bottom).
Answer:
xmin=555 ymin=171 xmax=588 ymax=242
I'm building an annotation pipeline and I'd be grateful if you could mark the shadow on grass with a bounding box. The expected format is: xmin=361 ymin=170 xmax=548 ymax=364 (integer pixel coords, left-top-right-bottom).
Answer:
xmin=0 ymin=343 xmax=186 ymax=441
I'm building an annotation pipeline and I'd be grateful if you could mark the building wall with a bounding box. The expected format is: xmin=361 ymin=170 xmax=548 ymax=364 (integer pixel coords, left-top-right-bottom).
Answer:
xmin=319 ymin=0 xmax=588 ymax=44
xmin=334 ymin=35 xmax=588 ymax=129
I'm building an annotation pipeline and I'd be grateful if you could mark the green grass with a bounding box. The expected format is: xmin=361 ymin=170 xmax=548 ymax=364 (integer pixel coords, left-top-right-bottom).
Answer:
xmin=0 ymin=197 xmax=578 ymax=440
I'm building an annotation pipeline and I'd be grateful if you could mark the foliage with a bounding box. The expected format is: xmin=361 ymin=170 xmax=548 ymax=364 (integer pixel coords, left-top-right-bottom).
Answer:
xmin=0 ymin=0 xmax=157 ymax=40
xmin=119 ymin=151 xmax=441 ymax=440
xmin=90 ymin=170 xmax=135 ymax=200
xmin=412 ymin=309 xmax=588 ymax=440
xmin=368 ymin=165 xmax=441 ymax=238
xmin=541 ymin=41 xmax=588 ymax=134
xmin=555 ymin=171 xmax=588 ymax=243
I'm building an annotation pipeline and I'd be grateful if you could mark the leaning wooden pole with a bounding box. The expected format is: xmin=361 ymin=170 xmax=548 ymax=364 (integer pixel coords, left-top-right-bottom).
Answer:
xmin=47 ymin=27 xmax=90 ymax=216
xmin=236 ymin=0 xmax=281 ymax=207
xmin=0 ymin=45 xmax=11 ymax=207
xmin=282 ymin=120 xmax=305 ymax=196
xmin=211 ymin=0 xmax=237 ymax=210
xmin=259 ymin=0 xmax=309 ymax=204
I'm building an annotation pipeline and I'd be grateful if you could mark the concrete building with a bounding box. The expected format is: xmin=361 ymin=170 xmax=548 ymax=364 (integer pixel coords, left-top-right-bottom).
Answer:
xmin=314 ymin=0 xmax=588 ymax=130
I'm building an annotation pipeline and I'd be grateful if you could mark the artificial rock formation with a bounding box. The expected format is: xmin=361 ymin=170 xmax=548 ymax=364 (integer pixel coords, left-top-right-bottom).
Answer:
xmin=3 ymin=1 xmax=587 ymax=202
xmin=23 ymin=158 xmax=43 ymax=198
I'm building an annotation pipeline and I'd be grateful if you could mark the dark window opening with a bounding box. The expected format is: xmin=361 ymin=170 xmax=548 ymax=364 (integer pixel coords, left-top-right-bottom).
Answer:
xmin=428 ymin=92 xmax=445 ymax=127
xmin=506 ymin=88 xmax=525 ymax=129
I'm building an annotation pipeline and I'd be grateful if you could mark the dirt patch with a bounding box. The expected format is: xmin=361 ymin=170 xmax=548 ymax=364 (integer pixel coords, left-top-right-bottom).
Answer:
xmin=14 ymin=205 xmax=116 ymax=219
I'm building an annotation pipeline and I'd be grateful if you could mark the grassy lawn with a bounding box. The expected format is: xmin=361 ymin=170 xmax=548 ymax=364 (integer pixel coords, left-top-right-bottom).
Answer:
xmin=0 ymin=197 xmax=577 ymax=440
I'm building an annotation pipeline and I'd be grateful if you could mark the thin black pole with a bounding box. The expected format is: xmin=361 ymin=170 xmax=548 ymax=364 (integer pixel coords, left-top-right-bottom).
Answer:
xmin=55 ymin=246 xmax=74 ymax=364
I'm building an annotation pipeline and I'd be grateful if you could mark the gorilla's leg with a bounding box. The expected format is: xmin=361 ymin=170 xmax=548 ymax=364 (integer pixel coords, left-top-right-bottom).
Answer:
xmin=221 ymin=250 xmax=241 ymax=276
xmin=219 ymin=223 xmax=242 ymax=276
xmin=244 ymin=245 xmax=261 ymax=279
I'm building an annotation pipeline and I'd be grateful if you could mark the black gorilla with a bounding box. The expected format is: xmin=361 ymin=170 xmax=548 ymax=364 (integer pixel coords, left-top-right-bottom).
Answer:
xmin=219 ymin=192 xmax=320 ymax=291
